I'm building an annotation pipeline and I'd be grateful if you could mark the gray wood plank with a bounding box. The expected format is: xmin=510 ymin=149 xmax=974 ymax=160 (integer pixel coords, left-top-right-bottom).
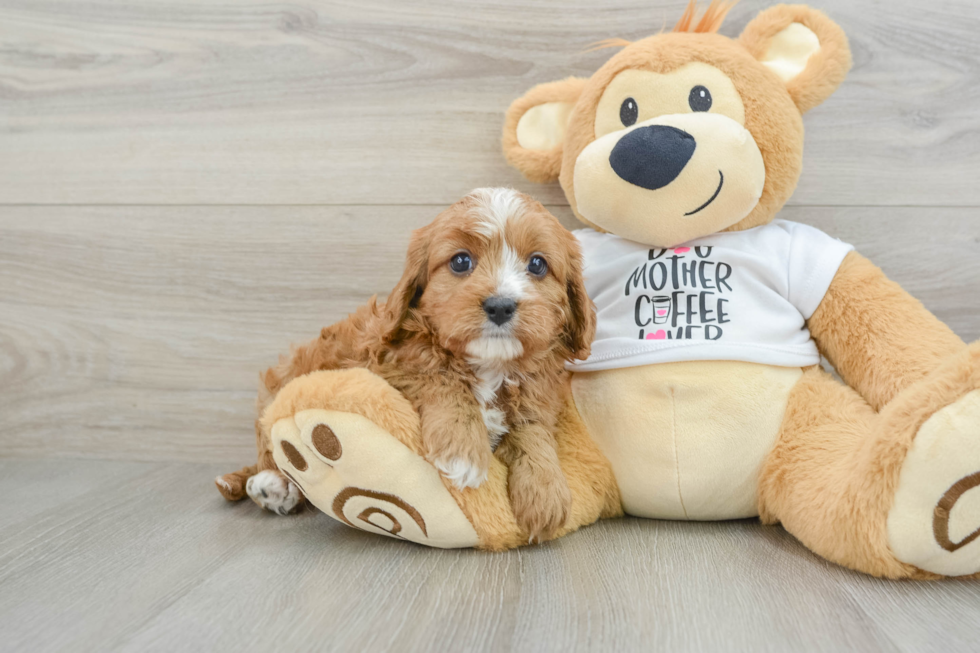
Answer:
xmin=839 ymin=577 xmax=980 ymax=653
xmin=2 ymin=0 xmax=980 ymax=206
xmin=0 ymin=458 xmax=152 ymax=532
xmin=0 ymin=460 xmax=976 ymax=653
xmin=0 ymin=460 xmax=256 ymax=653
xmin=1 ymin=205 xmax=977 ymax=462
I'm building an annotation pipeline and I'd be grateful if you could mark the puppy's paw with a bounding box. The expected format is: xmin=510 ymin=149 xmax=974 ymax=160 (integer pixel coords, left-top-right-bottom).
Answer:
xmin=517 ymin=490 xmax=571 ymax=545
xmin=426 ymin=426 xmax=493 ymax=491
xmin=433 ymin=456 xmax=489 ymax=490
xmin=246 ymin=470 xmax=302 ymax=516
xmin=508 ymin=462 xmax=572 ymax=544
xmin=214 ymin=473 xmax=246 ymax=501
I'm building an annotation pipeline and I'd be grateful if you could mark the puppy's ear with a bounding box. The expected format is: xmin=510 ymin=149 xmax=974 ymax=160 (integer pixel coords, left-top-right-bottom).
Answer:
xmin=563 ymin=233 xmax=596 ymax=361
xmin=382 ymin=224 xmax=432 ymax=343
xmin=503 ymin=77 xmax=587 ymax=184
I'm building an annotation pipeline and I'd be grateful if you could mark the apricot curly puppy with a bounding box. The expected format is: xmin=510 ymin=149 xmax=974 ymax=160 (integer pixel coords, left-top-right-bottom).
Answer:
xmin=219 ymin=188 xmax=596 ymax=542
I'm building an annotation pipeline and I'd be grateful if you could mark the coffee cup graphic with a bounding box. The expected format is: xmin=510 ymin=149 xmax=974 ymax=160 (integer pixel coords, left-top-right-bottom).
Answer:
xmin=652 ymin=296 xmax=671 ymax=324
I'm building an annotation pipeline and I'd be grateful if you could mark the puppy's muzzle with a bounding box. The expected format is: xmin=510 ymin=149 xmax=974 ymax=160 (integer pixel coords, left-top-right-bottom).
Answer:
xmin=483 ymin=296 xmax=517 ymax=326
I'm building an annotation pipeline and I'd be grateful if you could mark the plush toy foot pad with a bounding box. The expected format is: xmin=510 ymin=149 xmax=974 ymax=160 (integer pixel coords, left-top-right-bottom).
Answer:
xmin=271 ymin=408 xmax=480 ymax=548
xmin=888 ymin=389 xmax=980 ymax=576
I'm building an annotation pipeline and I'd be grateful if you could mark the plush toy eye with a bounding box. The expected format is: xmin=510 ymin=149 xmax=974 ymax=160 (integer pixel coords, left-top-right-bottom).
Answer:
xmin=620 ymin=97 xmax=638 ymax=127
xmin=449 ymin=252 xmax=473 ymax=275
xmin=527 ymin=255 xmax=548 ymax=278
xmin=689 ymin=85 xmax=712 ymax=112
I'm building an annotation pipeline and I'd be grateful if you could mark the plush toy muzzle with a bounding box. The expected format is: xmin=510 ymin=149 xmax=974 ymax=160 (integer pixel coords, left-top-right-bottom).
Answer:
xmin=573 ymin=111 xmax=765 ymax=247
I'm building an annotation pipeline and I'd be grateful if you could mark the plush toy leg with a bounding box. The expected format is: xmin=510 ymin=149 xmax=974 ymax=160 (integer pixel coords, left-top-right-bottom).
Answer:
xmin=759 ymin=344 xmax=980 ymax=579
xmin=258 ymin=368 xmax=620 ymax=550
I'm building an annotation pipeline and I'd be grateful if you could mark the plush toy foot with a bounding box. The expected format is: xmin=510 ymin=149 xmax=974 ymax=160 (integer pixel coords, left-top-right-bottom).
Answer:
xmin=888 ymin=388 xmax=980 ymax=576
xmin=886 ymin=344 xmax=980 ymax=577
xmin=270 ymin=408 xmax=480 ymax=548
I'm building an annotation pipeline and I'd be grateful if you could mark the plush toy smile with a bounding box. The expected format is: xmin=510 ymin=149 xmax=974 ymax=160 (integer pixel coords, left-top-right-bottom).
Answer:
xmin=685 ymin=170 xmax=724 ymax=216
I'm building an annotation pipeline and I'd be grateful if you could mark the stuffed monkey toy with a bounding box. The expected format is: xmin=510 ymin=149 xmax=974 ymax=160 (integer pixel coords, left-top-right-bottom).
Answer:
xmin=220 ymin=2 xmax=980 ymax=579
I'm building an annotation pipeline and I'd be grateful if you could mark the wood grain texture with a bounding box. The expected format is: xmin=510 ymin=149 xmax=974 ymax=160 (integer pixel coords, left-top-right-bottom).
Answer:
xmin=2 ymin=0 xmax=980 ymax=205
xmin=0 ymin=460 xmax=977 ymax=653
xmin=1 ymin=205 xmax=977 ymax=462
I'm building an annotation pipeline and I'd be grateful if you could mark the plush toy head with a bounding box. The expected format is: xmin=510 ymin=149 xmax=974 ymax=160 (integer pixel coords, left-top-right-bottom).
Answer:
xmin=503 ymin=2 xmax=851 ymax=248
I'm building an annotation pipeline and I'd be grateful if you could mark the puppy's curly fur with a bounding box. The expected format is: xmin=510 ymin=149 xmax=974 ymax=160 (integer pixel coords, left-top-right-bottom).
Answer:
xmin=220 ymin=188 xmax=596 ymax=541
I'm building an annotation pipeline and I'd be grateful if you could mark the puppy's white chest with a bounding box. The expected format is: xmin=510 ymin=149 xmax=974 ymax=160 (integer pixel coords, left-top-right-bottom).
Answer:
xmin=469 ymin=364 xmax=516 ymax=450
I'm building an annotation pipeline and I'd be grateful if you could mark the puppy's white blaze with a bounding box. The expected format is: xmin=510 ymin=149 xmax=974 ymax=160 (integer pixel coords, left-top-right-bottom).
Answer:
xmin=469 ymin=358 xmax=516 ymax=450
xmin=470 ymin=363 xmax=506 ymax=405
xmin=481 ymin=406 xmax=509 ymax=450
xmin=470 ymin=188 xmax=530 ymax=300
xmin=465 ymin=336 xmax=524 ymax=361
xmin=435 ymin=457 xmax=488 ymax=489
xmin=470 ymin=187 xmax=525 ymax=238
xmin=246 ymin=470 xmax=301 ymax=516
xmin=494 ymin=243 xmax=530 ymax=300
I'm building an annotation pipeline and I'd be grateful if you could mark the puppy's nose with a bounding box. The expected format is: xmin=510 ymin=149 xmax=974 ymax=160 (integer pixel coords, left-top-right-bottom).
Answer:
xmin=609 ymin=125 xmax=696 ymax=191
xmin=483 ymin=296 xmax=517 ymax=326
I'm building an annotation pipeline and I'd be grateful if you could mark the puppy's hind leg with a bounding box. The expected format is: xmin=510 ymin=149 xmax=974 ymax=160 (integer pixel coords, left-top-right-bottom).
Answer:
xmin=219 ymin=336 xmax=327 ymax=512
xmin=215 ymin=464 xmax=257 ymax=501
xmin=247 ymin=416 xmax=306 ymax=515
xmin=217 ymin=321 xmax=359 ymax=511
xmin=216 ymin=412 xmax=306 ymax=516
xmin=216 ymin=458 xmax=305 ymax=515
xmin=246 ymin=469 xmax=304 ymax=515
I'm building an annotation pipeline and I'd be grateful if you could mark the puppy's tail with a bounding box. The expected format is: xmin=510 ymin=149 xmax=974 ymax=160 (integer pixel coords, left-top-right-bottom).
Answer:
xmin=215 ymin=464 xmax=258 ymax=501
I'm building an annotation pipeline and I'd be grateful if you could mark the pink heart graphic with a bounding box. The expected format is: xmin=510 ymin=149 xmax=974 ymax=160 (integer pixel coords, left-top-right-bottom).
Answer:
xmin=657 ymin=310 xmax=667 ymax=316
xmin=646 ymin=330 xmax=667 ymax=340
xmin=673 ymin=247 xmax=691 ymax=254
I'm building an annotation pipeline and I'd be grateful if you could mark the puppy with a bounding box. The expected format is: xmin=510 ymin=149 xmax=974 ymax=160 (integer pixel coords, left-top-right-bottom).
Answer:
xmin=219 ymin=188 xmax=596 ymax=541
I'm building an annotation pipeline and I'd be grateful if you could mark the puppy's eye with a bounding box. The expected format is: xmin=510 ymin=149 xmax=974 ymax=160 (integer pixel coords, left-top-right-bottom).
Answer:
xmin=620 ymin=97 xmax=638 ymax=127
xmin=527 ymin=255 xmax=548 ymax=278
xmin=449 ymin=252 xmax=473 ymax=275
xmin=689 ymin=85 xmax=712 ymax=112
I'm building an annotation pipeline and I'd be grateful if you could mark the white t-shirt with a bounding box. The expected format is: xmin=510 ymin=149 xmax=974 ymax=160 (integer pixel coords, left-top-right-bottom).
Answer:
xmin=568 ymin=220 xmax=854 ymax=372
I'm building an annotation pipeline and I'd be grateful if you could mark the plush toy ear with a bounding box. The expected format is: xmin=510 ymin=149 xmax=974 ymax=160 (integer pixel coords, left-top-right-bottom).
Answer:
xmin=739 ymin=4 xmax=852 ymax=114
xmin=502 ymin=77 xmax=587 ymax=183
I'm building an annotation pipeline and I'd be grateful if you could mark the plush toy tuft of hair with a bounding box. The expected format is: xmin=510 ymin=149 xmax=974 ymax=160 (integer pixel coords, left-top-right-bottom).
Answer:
xmin=673 ymin=0 xmax=736 ymax=34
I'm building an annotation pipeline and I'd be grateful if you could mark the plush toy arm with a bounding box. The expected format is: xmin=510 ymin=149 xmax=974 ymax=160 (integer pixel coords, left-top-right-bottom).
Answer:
xmin=808 ymin=251 xmax=966 ymax=411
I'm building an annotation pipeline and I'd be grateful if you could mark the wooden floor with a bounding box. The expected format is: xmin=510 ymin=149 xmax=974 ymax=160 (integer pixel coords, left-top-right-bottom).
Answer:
xmin=1 ymin=1 xmax=979 ymax=651
xmin=3 ymin=459 xmax=980 ymax=653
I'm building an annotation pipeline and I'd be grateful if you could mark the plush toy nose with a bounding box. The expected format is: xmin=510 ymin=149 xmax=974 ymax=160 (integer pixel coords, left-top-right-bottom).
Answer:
xmin=609 ymin=125 xmax=697 ymax=191
xmin=483 ymin=296 xmax=517 ymax=326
